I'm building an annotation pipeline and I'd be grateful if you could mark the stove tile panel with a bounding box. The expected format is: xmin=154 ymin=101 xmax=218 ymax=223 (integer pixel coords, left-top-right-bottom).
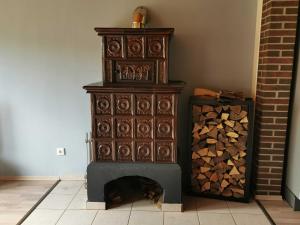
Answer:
xmin=155 ymin=141 xmax=175 ymax=162
xmin=96 ymin=117 xmax=113 ymax=138
xmin=114 ymin=94 xmax=133 ymax=115
xmin=156 ymin=94 xmax=175 ymax=116
xmin=135 ymin=141 xmax=153 ymax=162
xmin=95 ymin=140 xmax=114 ymax=161
xmin=95 ymin=94 xmax=113 ymax=115
xmin=135 ymin=94 xmax=154 ymax=116
xmin=116 ymin=141 xmax=133 ymax=162
xmin=115 ymin=117 xmax=133 ymax=139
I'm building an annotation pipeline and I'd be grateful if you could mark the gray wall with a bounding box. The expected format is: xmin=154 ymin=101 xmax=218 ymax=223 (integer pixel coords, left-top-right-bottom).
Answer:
xmin=286 ymin=42 xmax=300 ymax=200
xmin=0 ymin=0 xmax=258 ymax=177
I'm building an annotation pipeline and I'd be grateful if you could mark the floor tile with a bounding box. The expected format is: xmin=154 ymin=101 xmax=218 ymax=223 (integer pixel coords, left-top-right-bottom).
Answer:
xmin=77 ymin=184 xmax=87 ymax=195
xmin=132 ymin=199 xmax=161 ymax=211
xmin=128 ymin=211 xmax=163 ymax=225
xmin=197 ymin=198 xmax=230 ymax=213
xmin=92 ymin=210 xmax=130 ymax=225
xmin=68 ymin=194 xmax=87 ymax=209
xmin=198 ymin=212 xmax=236 ymax=225
xmin=38 ymin=194 xmax=74 ymax=210
xmin=164 ymin=211 xmax=199 ymax=225
xmin=108 ymin=201 xmax=133 ymax=211
xmin=227 ymin=201 xmax=263 ymax=214
xmin=51 ymin=181 xmax=83 ymax=195
xmin=232 ymin=213 xmax=271 ymax=225
xmin=56 ymin=209 xmax=97 ymax=225
xmin=22 ymin=209 xmax=63 ymax=225
xmin=183 ymin=196 xmax=197 ymax=212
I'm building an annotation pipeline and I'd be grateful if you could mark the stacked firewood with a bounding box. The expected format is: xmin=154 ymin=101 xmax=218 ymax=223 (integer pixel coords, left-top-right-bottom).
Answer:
xmin=191 ymin=104 xmax=248 ymax=198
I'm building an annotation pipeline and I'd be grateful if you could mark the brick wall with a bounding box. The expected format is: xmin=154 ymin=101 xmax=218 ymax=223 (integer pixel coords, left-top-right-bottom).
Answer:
xmin=255 ymin=0 xmax=299 ymax=195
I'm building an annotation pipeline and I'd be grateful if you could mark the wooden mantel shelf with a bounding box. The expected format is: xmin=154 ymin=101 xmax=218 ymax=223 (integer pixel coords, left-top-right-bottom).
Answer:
xmin=94 ymin=27 xmax=174 ymax=36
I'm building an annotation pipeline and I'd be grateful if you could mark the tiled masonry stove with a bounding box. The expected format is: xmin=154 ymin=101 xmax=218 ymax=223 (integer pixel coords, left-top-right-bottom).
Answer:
xmin=83 ymin=28 xmax=184 ymax=211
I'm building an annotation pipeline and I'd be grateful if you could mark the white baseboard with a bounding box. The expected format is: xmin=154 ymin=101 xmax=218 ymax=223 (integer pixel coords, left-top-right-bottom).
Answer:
xmin=59 ymin=175 xmax=85 ymax=181
xmin=0 ymin=175 xmax=85 ymax=181
xmin=255 ymin=195 xmax=282 ymax=201
xmin=0 ymin=176 xmax=59 ymax=181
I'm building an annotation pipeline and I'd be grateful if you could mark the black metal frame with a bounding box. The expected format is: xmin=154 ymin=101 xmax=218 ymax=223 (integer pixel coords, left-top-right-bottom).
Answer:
xmin=186 ymin=96 xmax=255 ymax=203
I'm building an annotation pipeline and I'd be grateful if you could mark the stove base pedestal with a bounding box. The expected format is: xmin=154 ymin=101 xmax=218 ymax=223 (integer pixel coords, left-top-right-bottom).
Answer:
xmin=87 ymin=162 xmax=182 ymax=211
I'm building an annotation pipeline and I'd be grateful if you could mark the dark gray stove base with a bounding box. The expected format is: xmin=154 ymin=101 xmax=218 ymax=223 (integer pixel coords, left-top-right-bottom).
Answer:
xmin=86 ymin=162 xmax=182 ymax=210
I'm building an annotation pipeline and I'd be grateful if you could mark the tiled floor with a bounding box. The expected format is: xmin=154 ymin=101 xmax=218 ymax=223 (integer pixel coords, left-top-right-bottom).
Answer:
xmin=0 ymin=180 xmax=57 ymax=225
xmin=22 ymin=181 xmax=271 ymax=225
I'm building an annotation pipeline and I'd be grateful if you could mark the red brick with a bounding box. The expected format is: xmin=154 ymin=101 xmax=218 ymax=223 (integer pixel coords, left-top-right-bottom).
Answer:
xmin=283 ymin=37 xmax=296 ymax=43
xmin=257 ymin=173 xmax=282 ymax=179
xmin=256 ymin=185 xmax=281 ymax=191
xmin=271 ymin=168 xmax=283 ymax=173
xmin=260 ymin=136 xmax=286 ymax=142
xmin=276 ymin=105 xmax=289 ymax=110
xmin=285 ymin=7 xmax=299 ymax=14
xmin=275 ymin=118 xmax=288 ymax=123
xmin=260 ymin=124 xmax=287 ymax=130
xmin=260 ymin=71 xmax=292 ymax=77
xmin=267 ymin=43 xmax=295 ymax=50
xmin=268 ymin=15 xmax=297 ymax=22
xmin=268 ymin=29 xmax=296 ymax=36
xmin=257 ymin=179 xmax=269 ymax=184
xmin=284 ymin=22 xmax=297 ymax=29
xmin=259 ymin=84 xmax=290 ymax=91
xmin=260 ymin=118 xmax=275 ymax=124
xmin=272 ymin=1 xmax=299 ymax=7
xmin=274 ymin=143 xmax=286 ymax=148
xmin=278 ymin=92 xmax=290 ymax=97
xmin=273 ymin=155 xmax=285 ymax=161
xmin=259 ymin=149 xmax=285 ymax=155
xmin=279 ymin=78 xmax=292 ymax=84
xmin=258 ymin=98 xmax=289 ymax=104
xmin=282 ymin=50 xmax=294 ymax=56
xmin=280 ymin=65 xmax=293 ymax=71
xmin=263 ymin=57 xmax=293 ymax=64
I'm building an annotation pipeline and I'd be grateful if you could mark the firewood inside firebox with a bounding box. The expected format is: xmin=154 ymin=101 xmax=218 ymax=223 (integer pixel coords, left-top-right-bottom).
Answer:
xmin=105 ymin=176 xmax=163 ymax=209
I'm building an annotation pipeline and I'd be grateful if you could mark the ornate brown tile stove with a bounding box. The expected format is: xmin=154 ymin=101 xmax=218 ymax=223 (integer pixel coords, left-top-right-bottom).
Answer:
xmin=83 ymin=28 xmax=184 ymax=211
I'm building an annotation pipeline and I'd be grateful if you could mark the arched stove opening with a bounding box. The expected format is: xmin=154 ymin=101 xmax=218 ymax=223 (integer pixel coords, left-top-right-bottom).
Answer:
xmin=104 ymin=176 xmax=163 ymax=209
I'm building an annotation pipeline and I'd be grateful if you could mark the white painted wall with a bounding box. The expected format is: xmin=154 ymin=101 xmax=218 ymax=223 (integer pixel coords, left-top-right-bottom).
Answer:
xmin=0 ymin=0 xmax=258 ymax=176
xmin=286 ymin=42 xmax=300 ymax=199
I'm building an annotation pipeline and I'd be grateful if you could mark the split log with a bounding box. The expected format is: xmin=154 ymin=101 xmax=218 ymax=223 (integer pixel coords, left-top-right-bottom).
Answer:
xmin=207 ymin=138 xmax=217 ymax=144
xmin=221 ymin=113 xmax=229 ymax=120
xmin=197 ymin=148 xmax=209 ymax=156
xmin=199 ymin=126 xmax=210 ymax=135
xmin=208 ymin=127 xmax=218 ymax=139
xmin=202 ymin=105 xmax=214 ymax=113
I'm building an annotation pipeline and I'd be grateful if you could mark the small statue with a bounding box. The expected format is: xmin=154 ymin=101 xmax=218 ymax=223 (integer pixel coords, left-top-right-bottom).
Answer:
xmin=132 ymin=6 xmax=147 ymax=28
